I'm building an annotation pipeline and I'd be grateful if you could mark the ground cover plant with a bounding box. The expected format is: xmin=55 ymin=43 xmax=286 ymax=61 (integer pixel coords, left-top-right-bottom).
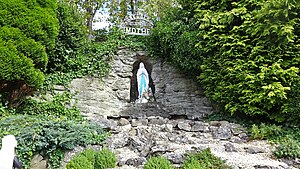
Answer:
xmin=0 ymin=115 xmax=108 ymax=168
xmin=250 ymin=123 xmax=300 ymax=159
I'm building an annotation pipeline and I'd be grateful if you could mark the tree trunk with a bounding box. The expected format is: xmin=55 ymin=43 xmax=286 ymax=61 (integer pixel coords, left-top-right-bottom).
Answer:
xmin=130 ymin=0 xmax=134 ymax=14
xmin=86 ymin=5 xmax=94 ymax=41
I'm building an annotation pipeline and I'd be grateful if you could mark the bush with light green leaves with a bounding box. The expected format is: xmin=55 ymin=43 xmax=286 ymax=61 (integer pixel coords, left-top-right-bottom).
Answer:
xmin=196 ymin=0 xmax=300 ymax=122
xmin=181 ymin=148 xmax=231 ymax=169
xmin=149 ymin=0 xmax=300 ymax=124
xmin=66 ymin=148 xmax=117 ymax=169
xmin=143 ymin=156 xmax=173 ymax=169
xmin=0 ymin=0 xmax=59 ymax=105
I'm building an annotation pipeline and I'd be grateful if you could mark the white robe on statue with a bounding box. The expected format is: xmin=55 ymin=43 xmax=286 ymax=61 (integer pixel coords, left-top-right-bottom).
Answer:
xmin=137 ymin=62 xmax=149 ymax=103
xmin=0 ymin=135 xmax=17 ymax=169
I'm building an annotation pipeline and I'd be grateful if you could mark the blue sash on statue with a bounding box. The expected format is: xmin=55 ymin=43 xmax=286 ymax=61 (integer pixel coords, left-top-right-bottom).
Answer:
xmin=139 ymin=73 xmax=147 ymax=97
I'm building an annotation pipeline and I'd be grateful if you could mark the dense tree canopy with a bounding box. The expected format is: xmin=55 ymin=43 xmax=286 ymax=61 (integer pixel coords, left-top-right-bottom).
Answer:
xmin=149 ymin=0 xmax=300 ymax=124
xmin=196 ymin=0 xmax=300 ymax=122
xmin=63 ymin=0 xmax=105 ymax=39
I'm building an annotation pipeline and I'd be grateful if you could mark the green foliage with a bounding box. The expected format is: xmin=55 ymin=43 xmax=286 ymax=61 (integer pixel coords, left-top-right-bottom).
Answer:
xmin=250 ymin=123 xmax=283 ymax=140
xmin=18 ymin=92 xmax=83 ymax=121
xmin=0 ymin=115 xmax=108 ymax=168
xmin=0 ymin=26 xmax=47 ymax=70
xmin=196 ymin=0 xmax=300 ymax=122
xmin=96 ymin=27 xmax=147 ymax=51
xmin=143 ymin=156 xmax=174 ymax=169
xmin=0 ymin=94 xmax=17 ymax=118
xmin=66 ymin=154 xmax=94 ymax=169
xmin=0 ymin=0 xmax=59 ymax=104
xmin=48 ymin=149 xmax=65 ymax=169
xmin=148 ymin=2 xmax=202 ymax=73
xmin=94 ymin=148 xmax=117 ymax=169
xmin=48 ymin=1 xmax=88 ymax=72
xmin=0 ymin=102 xmax=9 ymax=118
xmin=61 ymin=0 xmax=105 ymax=39
xmin=93 ymin=29 xmax=109 ymax=42
xmin=0 ymin=38 xmax=44 ymax=88
xmin=67 ymin=148 xmax=117 ymax=169
xmin=181 ymin=156 xmax=203 ymax=169
xmin=67 ymin=149 xmax=117 ymax=169
xmin=281 ymin=80 xmax=300 ymax=125
xmin=249 ymin=123 xmax=300 ymax=158
xmin=149 ymin=0 xmax=300 ymax=123
xmin=42 ymin=72 xmax=78 ymax=91
xmin=121 ymin=35 xmax=148 ymax=51
xmin=81 ymin=149 xmax=96 ymax=165
xmin=44 ymin=42 xmax=111 ymax=89
xmin=181 ymin=148 xmax=231 ymax=169
xmin=273 ymin=135 xmax=300 ymax=159
xmin=66 ymin=149 xmax=96 ymax=169
xmin=0 ymin=0 xmax=59 ymax=50
xmin=150 ymin=0 xmax=300 ymax=160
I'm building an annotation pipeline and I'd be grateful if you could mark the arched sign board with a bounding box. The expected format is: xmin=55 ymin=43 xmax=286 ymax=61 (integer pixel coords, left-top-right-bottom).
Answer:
xmin=123 ymin=15 xmax=153 ymax=36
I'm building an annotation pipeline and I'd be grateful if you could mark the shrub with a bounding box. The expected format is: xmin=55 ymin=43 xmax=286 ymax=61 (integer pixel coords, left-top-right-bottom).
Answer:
xmin=94 ymin=148 xmax=117 ymax=169
xmin=0 ymin=26 xmax=47 ymax=70
xmin=148 ymin=2 xmax=201 ymax=74
xmin=250 ymin=123 xmax=283 ymax=140
xmin=0 ymin=38 xmax=44 ymax=88
xmin=48 ymin=149 xmax=65 ymax=169
xmin=248 ymin=122 xmax=300 ymax=159
xmin=273 ymin=135 xmax=300 ymax=159
xmin=0 ymin=115 xmax=108 ymax=168
xmin=48 ymin=1 xmax=88 ymax=72
xmin=181 ymin=148 xmax=230 ymax=169
xmin=149 ymin=0 xmax=300 ymax=124
xmin=66 ymin=154 xmax=94 ymax=169
xmin=0 ymin=0 xmax=59 ymax=105
xmin=0 ymin=38 xmax=44 ymax=106
xmin=18 ymin=92 xmax=83 ymax=121
xmin=196 ymin=0 xmax=300 ymax=122
xmin=181 ymin=156 xmax=203 ymax=169
xmin=66 ymin=148 xmax=117 ymax=169
xmin=282 ymin=80 xmax=300 ymax=126
xmin=143 ymin=156 xmax=174 ymax=169
xmin=0 ymin=0 xmax=59 ymax=50
xmin=81 ymin=149 xmax=96 ymax=165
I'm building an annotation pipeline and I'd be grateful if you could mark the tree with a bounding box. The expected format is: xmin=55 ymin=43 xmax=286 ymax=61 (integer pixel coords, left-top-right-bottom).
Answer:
xmin=141 ymin=0 xmax=178 ymax=21
xmin=0 ymin=0 xmax=59 ymax=106
xmin=47 ymin=1 xmax=88 ymax=72
xmin=63 ymin=0 xmax=105 ymax=40
xmin=149 ymin=0 xmax=300 ymax=123
xmin=106 ymin=0 xmax=178 ymax=23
